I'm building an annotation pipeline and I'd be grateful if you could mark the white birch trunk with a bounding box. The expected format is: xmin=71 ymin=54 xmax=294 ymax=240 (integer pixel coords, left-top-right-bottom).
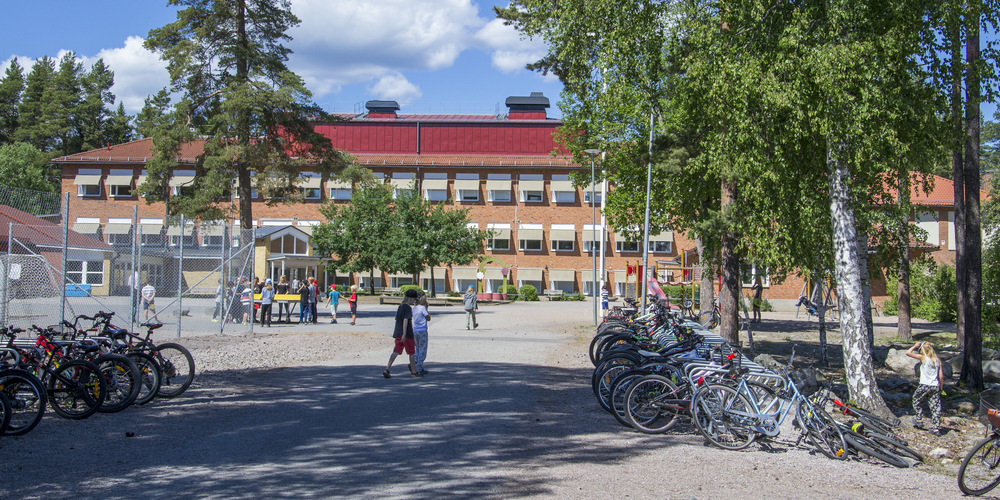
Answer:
xmin=828 ymin=140 xmax=891 ymax=417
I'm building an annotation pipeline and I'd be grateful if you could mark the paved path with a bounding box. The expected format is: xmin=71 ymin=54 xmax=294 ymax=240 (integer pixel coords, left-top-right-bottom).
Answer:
xmin=0 ymin=302 xmax=968 ymax=499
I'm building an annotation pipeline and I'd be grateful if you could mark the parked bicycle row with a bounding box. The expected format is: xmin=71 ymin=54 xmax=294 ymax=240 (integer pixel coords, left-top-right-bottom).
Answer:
xmin=591 ymin=298 xmax=924 ymax=469
xmin=0 ymin=310 xmax=195 ymax=436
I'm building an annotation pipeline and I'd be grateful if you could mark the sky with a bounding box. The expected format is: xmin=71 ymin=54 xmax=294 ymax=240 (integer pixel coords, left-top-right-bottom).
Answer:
xmin=0 ymin=0 xmax=564 ymax=117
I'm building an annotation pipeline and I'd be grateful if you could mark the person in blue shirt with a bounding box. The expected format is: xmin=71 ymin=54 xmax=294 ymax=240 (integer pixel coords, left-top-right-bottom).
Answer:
xmin=601 ymin=284 xmax=610 ymax=319
xmin=326 ymin=285 xmax=341 ymax=324
xmin=259 ymin=279 xmax=275 ymax=327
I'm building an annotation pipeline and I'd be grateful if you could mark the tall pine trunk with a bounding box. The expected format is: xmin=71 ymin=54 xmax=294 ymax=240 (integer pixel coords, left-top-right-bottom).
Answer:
xmin=829 ymin=138 xmax=891 ymax=417
xmin=962 ymin=9 xmax=984 ymax=389
xmin=951 ymin=18 xmax=967 ymax=351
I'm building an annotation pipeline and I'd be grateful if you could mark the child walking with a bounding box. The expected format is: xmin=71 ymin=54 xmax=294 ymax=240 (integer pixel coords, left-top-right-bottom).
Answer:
xmin=413 ymin=294 xmax=430 ymax=375
xmin=326 ymin=285 xmax=341 ymax=324
xmin=906 ymin=341 xmax=945 ymax=435
xmin=384 ymin=289 xmax=422 ymax=378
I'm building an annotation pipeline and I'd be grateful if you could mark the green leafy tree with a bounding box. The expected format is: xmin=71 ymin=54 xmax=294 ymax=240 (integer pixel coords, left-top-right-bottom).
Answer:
xmin=143 ymin=0 xmax=344 ymax=228
xmin=0 ymin=58 xmax=25 ymax=145
xmin=391 ymin=187 xmax=488 ymax=297
xmin=0 ymin=142 xmax=58 ymax=192
xmin=313 ymin=182 xmax=396 ymax=294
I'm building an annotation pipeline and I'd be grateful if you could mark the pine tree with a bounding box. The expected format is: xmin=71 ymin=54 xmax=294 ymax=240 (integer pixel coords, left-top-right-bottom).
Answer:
xmin=0 ymin=58 xmax=25 ymax=145
xmin=15 ymin=56 xmax=55 ymax=150
xmin=135 ymin=88 xmax=171 ymax=139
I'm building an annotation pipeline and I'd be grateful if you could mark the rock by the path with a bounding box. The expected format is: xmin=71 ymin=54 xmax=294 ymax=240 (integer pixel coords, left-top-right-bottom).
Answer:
xmin=754 ymin=353 xmax=781 ymax=370
xmin=885 ymin=349 xmax=916 ymax=376
xmin=878 ymin=377 xmax=913 ymax=392
xmin=985 ymin=360 xmax=1000 ymax=383
xmin=928 ymin=448 xmax=950 ymax=459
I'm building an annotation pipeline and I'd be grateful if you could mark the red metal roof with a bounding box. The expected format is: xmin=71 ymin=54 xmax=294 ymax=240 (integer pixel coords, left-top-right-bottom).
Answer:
xmin=0 ymin=205 xmax=112 ymax=251
xmin=51 ymin=138 xmax=205 ymax=164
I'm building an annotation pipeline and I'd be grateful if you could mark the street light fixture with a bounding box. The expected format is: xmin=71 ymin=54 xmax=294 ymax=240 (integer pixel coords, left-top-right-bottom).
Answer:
xmin=584 ymin=148 xmax=601 ymax=326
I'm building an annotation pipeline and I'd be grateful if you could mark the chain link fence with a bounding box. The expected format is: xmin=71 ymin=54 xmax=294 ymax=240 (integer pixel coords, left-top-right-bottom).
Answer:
xmin=1 ymin=187 xmax=256 ymax=337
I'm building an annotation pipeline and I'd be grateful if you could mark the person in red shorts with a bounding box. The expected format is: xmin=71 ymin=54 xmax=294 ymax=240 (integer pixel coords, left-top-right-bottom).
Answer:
xmin=384 ymin=289 xmax=422 ymax=378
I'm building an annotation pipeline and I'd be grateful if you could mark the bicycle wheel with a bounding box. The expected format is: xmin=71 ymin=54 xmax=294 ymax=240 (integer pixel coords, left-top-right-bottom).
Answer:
xmin=589 ymin=333 xmax=614 ymax=366
xmin=623 ymin=374 xmax=684 ymax=434
xmin=690 ymin=383 xmax=756 ymax=450
xmin=842 ymin=428 xmax=909 ymax=468
xmin=796 ymin=401 xmax=847 ymax=460
xmin=869 ymin=432 xmax=923 ymax=462
xmin=959 ymin=435 xmax=1000 ymax=496
xmin=593 ymin=355 xmax=638 ymax=402
xmin=609 ymin=369 xmax=652 ymax=427
xmin=596 ymin=362 xmax=637 ymax=412
xmin=128 ymin=352 xmax=161 ymax=405
xmin=0 ymin=391 xmax=10 ymax=436
xmin=94 ymin=354 xmax=140 ymax=413
xmin=154 ymin=343 xmax=195 ymax=398
xmin=47 ymin=360 xmax=107 ymax=420
xmin=699 ymin=311 xmax=719 ymax=329
xmin=0 ymin=368 xmax=46 ymax=436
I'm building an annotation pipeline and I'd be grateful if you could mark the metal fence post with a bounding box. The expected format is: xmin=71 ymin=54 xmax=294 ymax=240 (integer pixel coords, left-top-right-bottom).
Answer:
xmin=177 ymin=214 xmax=184 ymax=338
xmin=220 ymin=222 xmax=226 ymax=334
xmin=250 ymin=226 xmax=255 ymax=335
xmin=2 ymin=222 xmax=10 ymax=326
xmin=60 ymin=193 xmax=69 ymax=329
xmin=131 ymin=206 xmax=138 ymax=329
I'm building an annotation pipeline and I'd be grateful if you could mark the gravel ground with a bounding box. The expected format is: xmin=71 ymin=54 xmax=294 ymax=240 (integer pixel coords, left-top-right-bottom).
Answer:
xmin=0 ymin=301 xmax=974 ymax=499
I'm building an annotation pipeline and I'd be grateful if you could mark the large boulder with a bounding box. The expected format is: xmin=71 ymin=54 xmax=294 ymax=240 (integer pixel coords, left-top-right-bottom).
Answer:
xmin=753 ymin=353 xmax=781 ymax=370
xmin=984 ymin=360 xmax=1000 ymax=383
xmin=886 ymin=348 xmax=917 ymax=376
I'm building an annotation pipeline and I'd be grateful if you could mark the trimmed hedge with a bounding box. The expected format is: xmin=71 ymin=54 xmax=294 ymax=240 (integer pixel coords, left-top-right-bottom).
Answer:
xmin=519 ymin=284 xmax=539 ymax=301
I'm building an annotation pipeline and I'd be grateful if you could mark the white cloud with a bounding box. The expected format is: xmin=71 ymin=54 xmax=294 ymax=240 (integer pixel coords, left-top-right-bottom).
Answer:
xmin=3 ymin=37 xmax=168 ymax=115
xmin=473 ymin=18 xmax=548 ymax=75
xmin=87 ymin=36 xmax=170 ymax=114
xmin=368 ymin=73 xmax=422 ymax=104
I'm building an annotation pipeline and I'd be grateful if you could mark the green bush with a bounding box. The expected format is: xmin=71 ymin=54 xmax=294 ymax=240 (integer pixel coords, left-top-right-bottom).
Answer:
xmin=400 ymin=284 xmax=424 ymax=296
xmin=447 ymin=290 xmax=461 ymax=297
xmin=519 ymin=284 xmax=539 ymax=301
xmin=499 ymin=284 xmax=519 ymax=295
xmin=883 ymin=258 xmax=956 ymax=322
xmin=760 ymin=298 xmax=774 ymax=312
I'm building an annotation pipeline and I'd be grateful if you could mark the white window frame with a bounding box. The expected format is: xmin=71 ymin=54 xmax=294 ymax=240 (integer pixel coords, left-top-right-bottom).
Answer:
xmin=583 ymin=241 xmax=603 ymax=253
xmin=425 ymin=189 xmax=447 ymax=202
xmin=489 ymin=189 xmax=511 ymax=203
xmin=78 ymin=184 xmax=100 ymax=197
xmin=458 ymin=189 xmax=479 ymax=202
xmin=647 ymin=240 xmax=671 ymax=253
xmin=519 ymin=238 xmax=543 ymax=251
xmin=329 ymin=188 xmax=352 ymax=200
xmin=553 ymin=191 xmax=575 ymax=203
xmin=303 ymin=188 xmax=321 ymax=200
xmin=108 ymin=185 xmax=132 ymax=197
xmin=487 ymin=237 xmax=510 ymax=251
xmin=616 ymin=241 xmax=640 ymax=253
xmin=169 ymin=234 xmax=196 ymax=247
xmin=202 ymin=235 xmax=224 ymax=247
xmin=66 ymin=260 xmax=104 ymax=286
xmin=551 ymin=239 xmax=574 ymax=251
xmin=521 ymin=190 xmax=543 ymax=203
xmin=584 ymin=191 xmax=603 ymax=204
xmin=741 ymin=263 xmax=771 ymax=287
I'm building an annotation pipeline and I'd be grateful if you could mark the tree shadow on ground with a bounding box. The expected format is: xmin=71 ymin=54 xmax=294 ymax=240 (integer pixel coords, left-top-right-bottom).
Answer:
xmin=0 ymin=360 xmax=686 ymax=499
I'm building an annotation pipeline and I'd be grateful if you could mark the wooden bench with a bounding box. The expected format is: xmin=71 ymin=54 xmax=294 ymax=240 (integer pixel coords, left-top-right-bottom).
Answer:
xmin=543 ymin=289 xmax=564 ymax=297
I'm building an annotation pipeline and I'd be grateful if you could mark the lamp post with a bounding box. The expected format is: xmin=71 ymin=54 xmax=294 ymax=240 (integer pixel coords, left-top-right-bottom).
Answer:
xmin=584 ymin=148 xmax=601 ymax=326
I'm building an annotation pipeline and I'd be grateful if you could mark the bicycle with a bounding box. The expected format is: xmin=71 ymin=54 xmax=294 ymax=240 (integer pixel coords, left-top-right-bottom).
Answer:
xmin=690 ymin=346 xmax=847 ymax=460
xmin=86 ymin=312 xmax=194 ymax=398
xmin=699 ymin=298 xmax=721 ymax=330
xmin=2 ymin=326 xmax=107 ymax=420
xmin=958 ymin=390 xmax=1000 ymax=495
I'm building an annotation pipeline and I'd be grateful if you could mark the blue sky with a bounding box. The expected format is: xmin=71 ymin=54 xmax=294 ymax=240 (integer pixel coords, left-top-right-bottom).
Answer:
xmin=1 ymin=0 xmax=563 ymax=116
xmin=2 ymin=1 xmax=995 ymax=121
